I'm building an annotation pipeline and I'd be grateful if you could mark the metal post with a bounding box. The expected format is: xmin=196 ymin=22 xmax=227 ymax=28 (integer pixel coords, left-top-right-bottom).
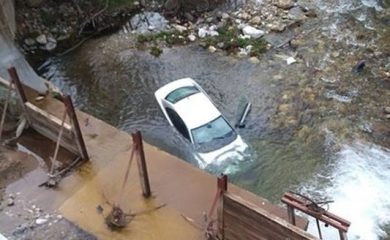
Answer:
xmin=316 ymin=218 xmax=323 ymax=239
xmin=63 ymin=95 xmax=89 ymax=160
xmin=339 ymin=230 xmax=347 ymax=240
xmin=7 ymin=67 xmax=27 ymax=103
xmin=132 ymin=131 xmax=151 ymax=198
xmin=218 ymin=174 xmax=228 ymax=193
xmin=287 ymin=206 xmax=296 ymax=226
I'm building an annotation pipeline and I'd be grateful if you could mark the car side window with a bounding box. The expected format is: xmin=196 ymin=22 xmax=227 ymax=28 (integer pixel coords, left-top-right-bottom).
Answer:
xmin=165 ymin=108 xmax=190 ymax=140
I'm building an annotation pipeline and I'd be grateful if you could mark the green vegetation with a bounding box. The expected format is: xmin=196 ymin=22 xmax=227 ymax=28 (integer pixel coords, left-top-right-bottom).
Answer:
xmin=149 ymin=46 xmax=163 ymax=57
xmin=40 ymin=11 xmax=57 ymax=28
xmin=204 ymin=25 xmax=267 ymax=57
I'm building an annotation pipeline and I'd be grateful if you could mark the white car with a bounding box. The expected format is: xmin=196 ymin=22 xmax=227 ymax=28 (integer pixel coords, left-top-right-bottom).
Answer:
xmin=154 ymin=78 xmax=248 ymax=168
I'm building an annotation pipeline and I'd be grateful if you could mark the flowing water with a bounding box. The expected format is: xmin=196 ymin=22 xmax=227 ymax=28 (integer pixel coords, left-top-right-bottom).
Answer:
xmin=35 ymin=0 xmax=390 ymax=238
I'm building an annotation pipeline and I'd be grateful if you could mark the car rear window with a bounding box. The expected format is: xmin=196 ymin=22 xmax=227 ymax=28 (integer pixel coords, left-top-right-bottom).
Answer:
xmin=165 ymin=86 xmax=199 ymax=103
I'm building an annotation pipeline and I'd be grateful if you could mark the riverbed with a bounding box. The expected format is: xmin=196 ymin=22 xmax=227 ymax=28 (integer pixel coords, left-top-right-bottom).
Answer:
xmin=37 ymin=0 xmax=389 ymax=238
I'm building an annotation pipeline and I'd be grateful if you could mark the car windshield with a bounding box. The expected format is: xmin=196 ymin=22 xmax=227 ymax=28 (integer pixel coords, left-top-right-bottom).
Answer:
xmin=191 ymin=116 xmax=235 ymax=146
xmin=165 ymin=86 xmax=199 ymax=103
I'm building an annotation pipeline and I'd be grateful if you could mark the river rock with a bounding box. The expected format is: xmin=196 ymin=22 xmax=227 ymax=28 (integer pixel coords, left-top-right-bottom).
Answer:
xmin=269 ymin=22 xmax=286 ymax=32
xmin=172 ymin=24 xmax=187 ymax=33
xmin=208 ymin=46 xmax=217 ymax=53
xmin=188 ymin=34 xmax=196 ymax=41
xmin=36 ymin=34 xmax=47 ymax=45
xmin=35 ymin=218 xmax=48 ymax=225
xmin=242 ymin=26 xmax=264 ymax=38
xmin=24 ymin=38 xmax=35 ymax=46
xmin=27 ymin=0 xmax=43 ymax=7
xmin=275 ymin=0 xmax=294 ymax=10
xmin=45 ymin=42 xmax=56 ymax=51
xmin=249 ymin=16 xmax=262 ymax=25
xmin=222 ymin=12 xmax=230 ymax=19
xmin=249 ymin=57 xmax=260 ymax=64
xmin=384 ymin=107 xmax=390 ymax=114
xmin=290 ymin=38 xmax=304 ymax=48
xmin=288 ymin=7 xmax=307 ymax=21
xmin=197 ymin=27 xmax=219 ymax=38
xmin=7 ymin=198 xmax=14 ymax=206
xmin=130 ymin=12 xmax=168 ymax=34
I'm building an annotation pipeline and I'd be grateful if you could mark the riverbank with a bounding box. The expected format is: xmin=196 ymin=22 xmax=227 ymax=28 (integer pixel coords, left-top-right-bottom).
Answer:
xmin=15 ymin=0 xmax=143 ymax=61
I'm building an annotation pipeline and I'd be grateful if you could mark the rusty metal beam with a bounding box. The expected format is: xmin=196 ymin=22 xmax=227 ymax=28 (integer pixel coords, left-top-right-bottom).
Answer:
xmin=63 ymin=95 xmax=89 ymax=160
xmin=8 ymin=67 xmax=27 ymax=103
xmin=132 ymin=131 xmax=151 ymax=198
xmin=281 ymin=192 xmax=350 ymax=233
xmin=218 ymin=174 xmax=228 ymax=193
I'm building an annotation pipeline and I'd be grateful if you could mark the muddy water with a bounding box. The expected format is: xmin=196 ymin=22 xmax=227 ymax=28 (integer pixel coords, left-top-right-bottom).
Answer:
xmin=37 ymin=0 xmax=390 ymax=238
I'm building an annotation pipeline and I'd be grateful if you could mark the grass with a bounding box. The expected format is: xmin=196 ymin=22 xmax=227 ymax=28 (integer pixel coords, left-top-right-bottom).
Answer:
xmin=149 ymin=46 xmax=163 ymax=57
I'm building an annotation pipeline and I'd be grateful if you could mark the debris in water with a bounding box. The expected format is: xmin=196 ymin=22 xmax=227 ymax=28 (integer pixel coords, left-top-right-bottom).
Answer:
xmin=35 ymin=96 xmax=45 ymax=102
xmin=105 ymin=206 xmax=134 ymax=230
xmin=96 ymin=205 xmax=104 ymax=214
xmin=286 ymin=57 xmax=297 ymax=65
xmin=352 ymin=60 xmax=365 ymax=73
xmin=7 ymin=198 xmax=14 ymax=206
xmin=35 ymin=218 xmax=48 ymax=225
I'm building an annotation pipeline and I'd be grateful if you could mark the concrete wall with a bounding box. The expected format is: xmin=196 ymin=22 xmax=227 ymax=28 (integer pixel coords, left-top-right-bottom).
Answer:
xmin=0 ymin=0 xmax=47 ymax=93
xmin=0 ymin=0 xmax=15 ymax=37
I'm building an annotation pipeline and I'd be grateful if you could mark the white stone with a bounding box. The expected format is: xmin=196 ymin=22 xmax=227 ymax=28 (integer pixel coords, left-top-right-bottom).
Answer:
xmin=276 ymin=0 xmax=294 ymax=9
xmin=237 ymin=23 xmax=247 ymax=29
xmin=198 ymin=28 xmax=207 ymax=38
xmin=208 ymin=30 xmax=219 ymax=37
xmin=242 ymin=26 xmax=264 ymax=38
xmin=249 ymin=57 xmax=260 ymax=64
xmin=45 ymin=41 xmax=57 ymax=51
xmin=35 ymin=218 xmax=48 ymax=225
xmin=286 ymin=57 xmax=297 ymax=65
xmin=222 ymin=13 xmax=230 ymax=19
xmin=47 ymin=37 xmax=56 ymax=43
xmin=239 ymin=34 xmax=251 ymax=39
xmin=208 ymin=46 xmax=217 ymax=53
xmin=36 ymin=34 xmax=47 ymax=45
xmin=249 ymin=16 xmax=261 ymax=25
xmin=188 ymin=34 xmax=196 ymax=42
xmin=172 ymin=24 xmax=187 ymax=33
xmin=237 ymin=49 xmax=248 ymax=58
xmin=24 ymin=38 xmax=35 ymax=46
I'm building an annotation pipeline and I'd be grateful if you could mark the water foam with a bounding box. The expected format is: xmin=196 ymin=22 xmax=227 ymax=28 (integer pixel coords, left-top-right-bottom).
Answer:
xmin=303 ymin=141 xmax=390 ymax=239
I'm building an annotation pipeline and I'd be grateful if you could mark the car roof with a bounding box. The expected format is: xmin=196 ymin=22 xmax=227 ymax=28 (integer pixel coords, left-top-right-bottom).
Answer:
xmin=173 ymin=92 xmax=221 ymax=129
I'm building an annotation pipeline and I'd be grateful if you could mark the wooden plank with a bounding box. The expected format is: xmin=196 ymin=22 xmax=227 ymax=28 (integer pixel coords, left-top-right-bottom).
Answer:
xmin=223 ymin=193 xmax=318 ymax=240
xmin=25 ymin=102 xmax=80 ymax=155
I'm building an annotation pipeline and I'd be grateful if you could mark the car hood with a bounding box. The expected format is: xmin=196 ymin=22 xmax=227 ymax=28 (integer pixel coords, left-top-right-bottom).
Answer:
xmin=195 ymin=135 xmax=248 ymax=169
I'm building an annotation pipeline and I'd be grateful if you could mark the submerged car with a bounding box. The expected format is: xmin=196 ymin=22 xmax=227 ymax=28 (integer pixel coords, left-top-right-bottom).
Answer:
xmin=154 ymin=78 xmax=247 ymax=168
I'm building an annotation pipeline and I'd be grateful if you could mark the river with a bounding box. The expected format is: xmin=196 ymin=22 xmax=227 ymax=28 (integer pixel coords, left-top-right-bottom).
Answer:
xmin=36 ymin=0 xmax=389 ymax=238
